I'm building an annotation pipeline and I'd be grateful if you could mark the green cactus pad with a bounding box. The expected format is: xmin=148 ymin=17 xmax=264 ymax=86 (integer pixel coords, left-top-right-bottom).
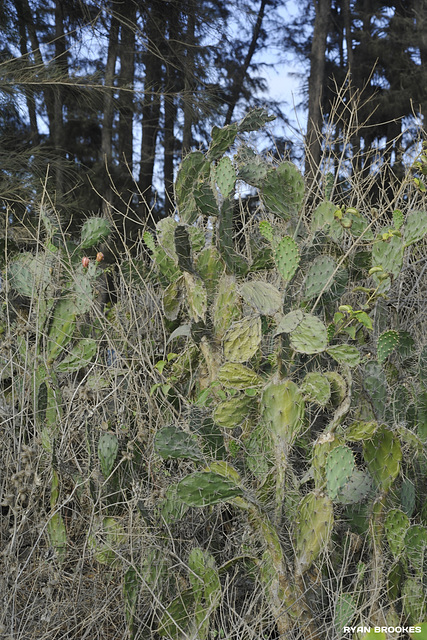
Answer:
xmin=372 ymin=233 xmax=403 ymax=278
xmin=336 ymin=469 xmax=374 ymax=504
xmin=162 ymin=277 xmax=183 ymax=321
xmin=98 ymin=432 xmax=119 ymax=477
xmin=208 ymin=123 xmax=238 ymax=160
xmin=334 ymin=593 xmax=357 ymax=635
xmin=404 ymin=525 xmax=427 ymax=573
xmin=401 ymin=478 xmax=416 ymax=517
xmin=213 ymin=274 xmax=240 ymax=337
xmin=384 ymin=508 xmax=410 ymax=558
xmin=275 ymin=236 xmax=300 ymax=281
xmin=174 ymin=224 xmax=194 ymax=273
xmin=235 ymin=145 xmax=269 ymax=187
xmin=195 ymin=181 xmax=219 ymax=217
xmin=312 ymin=433 xmax=342 ymax=486
xmin=217 ymin=363 xmax=260 ymax=390
xmin=157 ymin=589 xmax=194 ymax=638
xmin=157 ymin=485 xmax=189 ymax=523
xmin=80 ymin=217 xmax=111 ymax=249
xmin=47 ymin=513 xmax=67 ymax=563
xmin=7 ymin=251 xmax=54 ymax=298
xmin=237 ymin=108 xmax=276 ymax=132
xmin=377 ymin=330 xmax=400 ymax=363
xmin=240 ymin=281 xmax=282 ymax=316
xmin=403 ymin=209 xmax=427 ymax=247
xmin=387 ymin=562 xmax=403 ymax=602
xmin=213 ymin=394 xmax=253 ymax=428
xmin=261 ymin=380 xmax=305 ymax=445
xmin=258 ymin=220 xmax=274 ymax=243
xmin=325 ymin=445 xmax=355 ymax=500
xmin=175 ymin=151 xmax=206 ymax=223
xmin=154 ymin=425 xmax=203 ymax=462
xmin=344 ymin=421 xmax=378 ymax=442
xmin=324 ymin=371 xmax=347 ymax=408
xmin=275 ymin=311 xmax=328 ymax=354
xmin=188 ymin=547 xmax=221 ymax=609
xmin=311 ymin=200 xmax=343 ymax=242
xmin=363 ymin=361 xmax=388 ymax=419
xmin=402 ymin=577 xmax=426 ymax=624
xmin=294 ymin=492 xmax=334 ymax=575
xmin=290 ymin=314 xmax=328 ymax=354
xmin=274 ymin=309 xmax=304 ymax=334
xmin=261 ymin=161 xmax=305 ymax=219
xmin=223 ymin=316 xmax=262 ymax=363
xmin=175 ymin=471 xmax=243 ymax=506
xmin=183 ymin=272 xmax=207 ymax=322
xmin=363 ymin=425 xmax=401 ymax=490
xmin=56 ymin=338 xmax=98 ymax=373
xmin=195 ymin=247 xmax=225 ymax=296
xmin=301 ymin=372 xmax=331 ymax=407
xmin=326 ymin=344 xmax=361 ymax=367
xmin=304 ymin=255 xmax=337 ymax=300
xmin=157 ymin=217 xmax=178 ymax=261
xmin=215 ymin=156 xmax=236 ymax=197
xmin=47 ymin=298 xmax=77 ymax=362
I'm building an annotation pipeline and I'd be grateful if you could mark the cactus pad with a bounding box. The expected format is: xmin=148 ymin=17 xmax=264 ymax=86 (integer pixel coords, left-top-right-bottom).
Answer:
xmin=80 ymin=217 xmax=111 ymax=249
xmin=240 ymin=281 xmax=282 ymax=316
xmin=213 ymin=394 xmax=253 ymax=428
xmin=326 ymin=344 xmax=361 ymax=367
xmin=215 ymin=156 xmax=236 ymax=197
xmin=377 ymin=330 xmax=399 ymax=363
xmin=304 ymin=255 xmax=336 ymax=300
xmin=154 ymin=425 xmax=203 ymax=462
xmin=336 ymin=469 xmax=374 ymax=504
xmin=384 ymin=508 xmax=410 ymax=558
xmin=175 ymin=471 xmax=243 ymax=506
xmin=363 ymin=425 xmax=401 ymax=490
xmin=98 ymin=432 xmax=119 ymax=477
xmin=217 ymin=363 xmax=260 ymax=390
xmin=294 ymin=492 xmax=334 ymax=575
xmin=213 ymin=274 xmax=240 ymax=337
xmin=301 ymin=372 xmax=331 ymax=407
xmin=163 ymin=277 xmax=183 ymax=321
xmin=223 ymin=316 xmax=262 ymax=362
xmin=402 ymin=577 xmax=426 ymax=623
xmin=325 ymin=445 xmax=355 ymax=500
xmin=175 ymin=151 xmax=206 ymax=223
xmin=344 ymin=420 xmax=378 ymax=441
xmin=403 ymin=209 xmax=427 ymax=247
xmin=275 ymin=236 xmax=300 ymax=281
xmin=208 ymin=123 xmax=238 ymax=159
xmin=261 ymin=380 xmax=305 ymax=444
xmin=401 ymin=478 xmax=416 ymax=517
xmin=235 ymin=145 xmax=269 ymax=187
xmin=261 ymin=161 xmax=305 ymax=219
xmin=372 ymin=233 xmax=403 ymax=278
xmin=237 ymin=108 xmax=276 ymax=132
xmin=311 ymin=200 xmax=343 ymax=242
xmin=184 ymin=272 xmax=207 ymax=322
xmin=275 ymin=311 xmax=328 ymax=354
xmin=404 ymin=525 xmax=427 ymax=573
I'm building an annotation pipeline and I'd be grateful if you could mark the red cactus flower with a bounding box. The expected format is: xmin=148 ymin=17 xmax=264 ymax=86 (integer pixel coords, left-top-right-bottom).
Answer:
xmin=82 ymin=256 xmax=90 ymax=268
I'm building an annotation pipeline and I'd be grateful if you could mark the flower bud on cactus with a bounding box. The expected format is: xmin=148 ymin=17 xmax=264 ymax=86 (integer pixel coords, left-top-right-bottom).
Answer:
xmin=96 ymin=252 xmax=104 ymax=262
xmin=82 ymin=256 xmax=90 ymax=268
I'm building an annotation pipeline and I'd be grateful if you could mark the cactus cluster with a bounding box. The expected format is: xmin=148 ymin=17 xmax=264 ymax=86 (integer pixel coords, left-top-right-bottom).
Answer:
xmin=138 ymin=110 xmax=427 ymax=636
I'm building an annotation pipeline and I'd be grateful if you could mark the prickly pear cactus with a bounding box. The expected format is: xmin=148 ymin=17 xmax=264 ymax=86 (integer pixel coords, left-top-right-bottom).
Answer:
xmin=294 ymin=492 xmax=333 ymax=575
xmin=98 ymin=432 xmax=119 ymax=478
xmin=274 ymin=235 xmax=300 ymax=281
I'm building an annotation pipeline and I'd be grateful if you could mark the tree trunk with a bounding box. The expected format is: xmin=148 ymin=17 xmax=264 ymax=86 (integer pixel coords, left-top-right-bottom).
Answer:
xmin=139 ymin=2 xmax=165 ymax=221
xmin=118 ymin=1 xmax=136 ymax=174
xmin=182 ymin=0 xmax=196 ymax=154
xmin=224 ymin=0 xmax=268 ymax=125
xmin=101 ymin=9 xmax=120 ymax=218
xmin=15 ymin=0 xmax=39 ymax=146
xmin=305 ymin=0 xmax=331 ymax=185
xmin=53 ymin=0 xmax=68 ymax=196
